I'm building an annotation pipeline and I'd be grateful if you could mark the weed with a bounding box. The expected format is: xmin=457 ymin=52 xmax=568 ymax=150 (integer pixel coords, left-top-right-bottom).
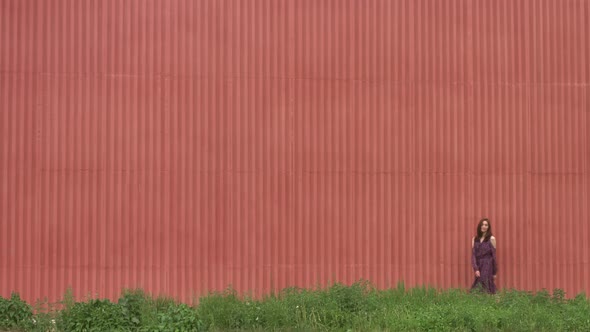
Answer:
xmin=2 ymin=282 xmax=589 ymax=331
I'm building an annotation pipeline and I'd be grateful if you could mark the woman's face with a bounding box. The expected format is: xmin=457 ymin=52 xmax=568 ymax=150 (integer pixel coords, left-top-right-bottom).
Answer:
xmin=480 ymin=221 xmax=489 ymax=233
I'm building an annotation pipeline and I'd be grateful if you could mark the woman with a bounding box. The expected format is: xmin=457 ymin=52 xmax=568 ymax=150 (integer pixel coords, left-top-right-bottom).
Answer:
xmin=470 ymin=218 xmax=497 ymax=294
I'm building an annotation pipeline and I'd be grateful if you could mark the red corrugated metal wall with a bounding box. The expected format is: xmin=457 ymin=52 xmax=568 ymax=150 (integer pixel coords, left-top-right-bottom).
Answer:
xmin=1 ymin=0 xmax=589 ymax=303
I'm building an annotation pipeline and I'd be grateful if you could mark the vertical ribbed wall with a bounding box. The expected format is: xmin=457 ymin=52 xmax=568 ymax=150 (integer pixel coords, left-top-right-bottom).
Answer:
xmin=1 ymin=0 xmax=589 ymax=303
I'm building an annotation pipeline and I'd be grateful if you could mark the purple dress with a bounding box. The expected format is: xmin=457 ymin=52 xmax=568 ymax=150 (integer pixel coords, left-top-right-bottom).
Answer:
xmin=470 ymin=238 xmax=497 ymax=294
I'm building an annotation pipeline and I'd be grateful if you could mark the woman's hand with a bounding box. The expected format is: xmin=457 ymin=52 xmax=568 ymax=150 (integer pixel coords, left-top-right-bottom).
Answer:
xmin=475 ymin=270 xmax=480 ymax=278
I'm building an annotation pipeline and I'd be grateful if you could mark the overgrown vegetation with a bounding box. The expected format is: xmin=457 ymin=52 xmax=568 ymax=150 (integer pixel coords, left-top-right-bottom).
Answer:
xmin=1 ymin=281 xmax=589 ymax=331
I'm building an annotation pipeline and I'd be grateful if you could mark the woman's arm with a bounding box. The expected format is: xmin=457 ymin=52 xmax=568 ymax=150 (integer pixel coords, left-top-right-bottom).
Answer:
xmin=471 ymin=237 xmax=479 ymax=272
xmin=490 ymin=236 xmax=498 ymax=275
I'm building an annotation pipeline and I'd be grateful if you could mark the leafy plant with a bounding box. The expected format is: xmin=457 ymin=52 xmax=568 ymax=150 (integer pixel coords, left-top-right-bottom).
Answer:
xmin=154 ymin=302 xmax=201 ymax=331
xmin=57 ymin=299 xmax=127 ymax=332
xmin=0 ymin=292 xmax=34 ymax=331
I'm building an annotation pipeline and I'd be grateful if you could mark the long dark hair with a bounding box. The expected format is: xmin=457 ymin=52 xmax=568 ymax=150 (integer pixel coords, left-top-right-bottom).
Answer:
xmin=476 ymin=218 xmax=492 ymax=242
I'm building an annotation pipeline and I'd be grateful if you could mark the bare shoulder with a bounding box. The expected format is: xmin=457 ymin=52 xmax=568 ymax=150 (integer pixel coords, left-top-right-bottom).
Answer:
xmin=490 ymin=236 xmax=497 ymax=247
xmin=471 ymin=236 xmax=475 ymax=247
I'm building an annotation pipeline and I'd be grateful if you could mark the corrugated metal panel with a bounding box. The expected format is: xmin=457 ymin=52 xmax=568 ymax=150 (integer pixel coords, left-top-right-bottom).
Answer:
xmin=1 ymin=0 xmax=589 ymax=303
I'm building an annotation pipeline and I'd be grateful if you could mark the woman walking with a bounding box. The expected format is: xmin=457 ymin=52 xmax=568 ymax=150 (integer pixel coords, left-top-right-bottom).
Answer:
xmin=470 ymin=218 xmax=498 ymax=294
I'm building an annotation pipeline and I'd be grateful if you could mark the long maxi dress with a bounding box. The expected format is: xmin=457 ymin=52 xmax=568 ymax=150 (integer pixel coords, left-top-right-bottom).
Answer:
xmin=470 ymin=238 xmax=497 ymax=294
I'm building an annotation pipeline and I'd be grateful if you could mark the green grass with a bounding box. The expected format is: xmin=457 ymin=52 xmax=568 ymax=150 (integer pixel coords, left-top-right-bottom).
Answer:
xmin=1 ymin=281 xmax=589 ymax=331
